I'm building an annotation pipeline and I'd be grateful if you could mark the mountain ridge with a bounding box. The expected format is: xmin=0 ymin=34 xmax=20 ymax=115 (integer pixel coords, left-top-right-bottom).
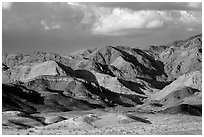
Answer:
xmin=2 ymin=33 xmax=202 ymax=116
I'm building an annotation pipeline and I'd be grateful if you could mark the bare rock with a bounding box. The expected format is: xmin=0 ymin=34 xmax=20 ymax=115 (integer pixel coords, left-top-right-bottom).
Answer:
xmin=44 ymin=116 xmax=66 ymax=124
xmin=153 ymin=71 xmax=201 ymax=101
xmin=25 ymin=61 xmax=67 ymax=81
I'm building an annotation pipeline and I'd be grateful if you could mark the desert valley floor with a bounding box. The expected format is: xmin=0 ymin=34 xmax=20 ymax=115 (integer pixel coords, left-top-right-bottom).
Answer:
xmin=3 ymin=108 xmax=202 ymax=135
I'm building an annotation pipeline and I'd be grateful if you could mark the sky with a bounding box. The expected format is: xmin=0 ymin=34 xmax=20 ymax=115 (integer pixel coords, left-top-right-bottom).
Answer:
xmin=2 ymin=2 xmax=202 ymax=55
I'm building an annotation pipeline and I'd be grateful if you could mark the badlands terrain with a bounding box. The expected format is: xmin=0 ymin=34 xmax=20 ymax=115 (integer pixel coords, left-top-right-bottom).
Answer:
xmin=2 ymin=34 xmax=202 ymax=135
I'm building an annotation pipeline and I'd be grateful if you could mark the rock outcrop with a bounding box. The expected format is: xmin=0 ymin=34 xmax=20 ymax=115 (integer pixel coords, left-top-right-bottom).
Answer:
xmin=154 ymin=34 xmax=201 ymax=81
xmin=152 ymin=71 xmax=202 ymax=101
xmin=2 ymin=60 xmax=75 ymax=83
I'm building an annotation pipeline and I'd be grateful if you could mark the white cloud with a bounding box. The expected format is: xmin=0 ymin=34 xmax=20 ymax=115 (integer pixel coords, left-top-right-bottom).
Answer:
xmin=178 ymin=11 xmax=201 ymax=24
xmin=40 ymin=20 xmax=61 ymax=30
xmin=67 ymin=2 xmax=81 ymax=7
xmin=186 ymin=28 xmax=194 ymax=31
xmin=146 ymin=20 xmax=164 ymax=29
xmin=67 ymin=3 xmax=202 ymax=35
xmin=40 ymin=20 xmax=50 ymax=30
xmin=187 ymin=2 xmax=201 ymax=8
xmin=67 ymin=2 xmax=87 ymax=10
xmin=51 ymin=24 xmax=61 ymax=29
xmin=2 ymin=2 xmax=12 ymax=10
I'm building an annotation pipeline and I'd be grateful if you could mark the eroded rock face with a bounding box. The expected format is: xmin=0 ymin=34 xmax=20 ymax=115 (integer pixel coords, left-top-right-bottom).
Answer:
xmin=152 ymin=71 xmax=202 ymax=101
xmin=3 ymin=75 xmax=146 ymax=114
xmin=44 ymin=116 xmax=67 ymax=124
xmin=158 ymin=34 xmax=202 ymax=81
xmin=159 ymin=87 xmax=200 ymax=107
xmin=93 ymin=71 xmax=147 ymax=96
xmin=2 ymin=60 xmax=75 ymax=83
xmin=25 ymin=61 xmax=68 ymax=81
xmin=2 ymin=34 xmax=202 ymax=116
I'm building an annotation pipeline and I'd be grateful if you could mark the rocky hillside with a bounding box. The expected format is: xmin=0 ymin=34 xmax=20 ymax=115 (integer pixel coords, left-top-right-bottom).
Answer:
xmin=2 ymin=34 xmax=202 ymax=116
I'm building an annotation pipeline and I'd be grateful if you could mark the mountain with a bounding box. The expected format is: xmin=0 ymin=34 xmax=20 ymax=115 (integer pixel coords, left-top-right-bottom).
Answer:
xmin=2 ymin=34 xmax=202 ymax=116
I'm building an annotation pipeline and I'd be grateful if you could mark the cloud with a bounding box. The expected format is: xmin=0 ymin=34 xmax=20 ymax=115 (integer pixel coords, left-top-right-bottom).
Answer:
xmin=41 ymin=20 xmax=50 ymax=30
xmin=178 ymin=11 xmax=201 ymax=24
xmin=67 ymin=3 xmax=201 ymax=36
xmin=187 ymin=2 xmax=201 ymax=8
xmin=67 ymin=2 xmax=81 ymax=7
xmin=146 ymin=20 xmax=165 ymax=29
xmin=91 ymin=9 xmax=165 ymax=34
xmin=51 ymin=24 xmax=61 ymax=29
xmin=2 ymin=2 xmax=12 ymax=10
xmin=40 ymin=20 xmax=61 ymax=30
xmin=186 ymin=28 xmax=194 ymax=32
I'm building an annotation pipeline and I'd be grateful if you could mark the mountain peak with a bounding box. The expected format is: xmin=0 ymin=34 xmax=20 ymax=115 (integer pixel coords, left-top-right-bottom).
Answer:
xmin=2 ymin=33 xmax=202 ymax=120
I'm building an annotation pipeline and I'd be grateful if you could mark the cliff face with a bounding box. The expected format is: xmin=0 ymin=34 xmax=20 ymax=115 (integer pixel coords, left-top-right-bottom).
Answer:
xmin=158 ymin=34 xmax=202 ymax=81
xmin=2 ymin=34 xmax=202 ymax=115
